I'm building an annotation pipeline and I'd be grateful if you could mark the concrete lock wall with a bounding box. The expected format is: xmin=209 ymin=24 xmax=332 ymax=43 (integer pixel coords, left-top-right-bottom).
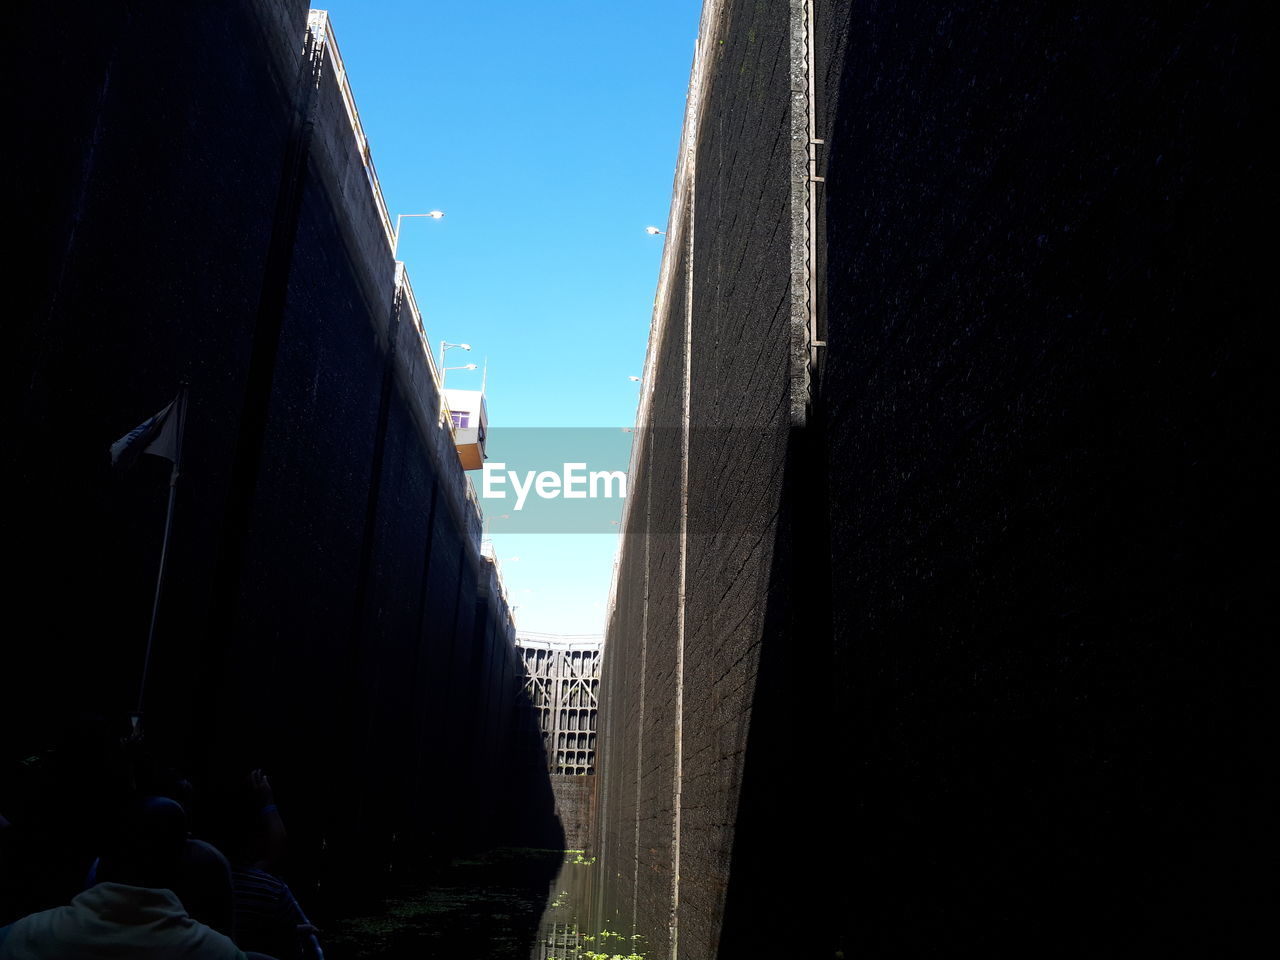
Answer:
xmin=550 ymin=776 xmax=597 ymax=851
xmin=6 ymin=0 xmax=560 ymax=911
xmin=594 ymin=1 xmax=1266 ymax=957
xmin=595 ymin=3 xmax=797 ymax=955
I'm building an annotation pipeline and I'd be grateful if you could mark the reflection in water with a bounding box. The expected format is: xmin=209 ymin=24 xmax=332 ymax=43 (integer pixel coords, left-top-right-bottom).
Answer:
xmin=531 ymin=853 xmax=597 ymax=960
xmin=537 ymin=919 xmax=580 ymax=960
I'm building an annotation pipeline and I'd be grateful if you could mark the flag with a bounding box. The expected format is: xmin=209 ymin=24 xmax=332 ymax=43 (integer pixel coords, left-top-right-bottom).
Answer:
xmin=110 ymin=395 xmax=182 ymax=469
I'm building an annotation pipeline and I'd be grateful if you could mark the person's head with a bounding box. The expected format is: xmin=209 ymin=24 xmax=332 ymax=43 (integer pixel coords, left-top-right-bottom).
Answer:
xmin=97 ymin=796 xmax=187 ymax=889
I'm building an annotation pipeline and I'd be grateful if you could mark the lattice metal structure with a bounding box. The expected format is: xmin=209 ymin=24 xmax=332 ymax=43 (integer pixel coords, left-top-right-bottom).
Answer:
xmin=534 ymin=920 xmax=581 ymax=960
xmin=516 ymin=633 xmax=602 ymax=775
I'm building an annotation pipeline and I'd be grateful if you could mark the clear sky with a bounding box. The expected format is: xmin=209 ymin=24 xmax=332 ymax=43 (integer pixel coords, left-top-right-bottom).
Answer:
xmin=320 ymin=1 xmax=702 ymax=633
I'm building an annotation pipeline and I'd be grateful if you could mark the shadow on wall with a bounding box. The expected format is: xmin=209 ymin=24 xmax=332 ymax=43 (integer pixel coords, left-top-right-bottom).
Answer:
xmin=2 ymin=1 xmax=566 ymax=946
xmin=714 ymin=422 xmax=837 ymax=960
xmin=721 ymin=2 xmax=1266 ymax=954
xmin=506 ymin=688 xmax=570 ymax=854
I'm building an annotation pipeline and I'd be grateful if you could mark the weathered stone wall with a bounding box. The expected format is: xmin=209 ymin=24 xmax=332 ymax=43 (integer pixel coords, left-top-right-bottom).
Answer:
xmin=550 ymin=775 xmax=597 ymax=851
xmin=595 ymin=0 xmax=1265 ymax=956
xmin=4 ymin=0 xmax=559 ymax=918
xmin=595 ymin=2 xmax=796 ymax=955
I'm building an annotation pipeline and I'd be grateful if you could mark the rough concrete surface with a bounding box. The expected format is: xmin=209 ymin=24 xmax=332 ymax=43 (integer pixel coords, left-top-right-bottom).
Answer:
xmin=594 ymin=1 xmax=1266 ymax=956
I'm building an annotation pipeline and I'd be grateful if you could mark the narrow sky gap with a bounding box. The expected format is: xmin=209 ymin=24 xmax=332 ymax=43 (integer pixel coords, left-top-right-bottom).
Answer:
xmin=323 ymin=0 xmax=703 ymax=633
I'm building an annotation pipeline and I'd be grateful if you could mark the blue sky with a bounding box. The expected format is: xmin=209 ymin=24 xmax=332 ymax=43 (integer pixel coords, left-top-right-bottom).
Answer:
xmin=321 ymin=1 xmax=701 ymax=633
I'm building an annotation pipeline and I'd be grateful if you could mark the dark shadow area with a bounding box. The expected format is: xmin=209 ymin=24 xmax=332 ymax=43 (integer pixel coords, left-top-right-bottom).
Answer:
xmin=714 ymin=421 xmax=839 ymax=959
xmin=3 ymin=2 xmax=565 ymax=958
xmin=723 ymin=2 xmax=1266 ymax=956
xmin=315 ymin=687 xmax=565 ymax=958
xmin=322 ymin=847 xmax=567 ymax=959
xmin=1 ymin=720 xmax=564 ymax=960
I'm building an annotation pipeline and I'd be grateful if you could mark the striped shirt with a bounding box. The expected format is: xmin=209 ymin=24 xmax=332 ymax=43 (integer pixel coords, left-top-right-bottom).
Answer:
xmin=230 ymin=867 xmax=307 ymax=959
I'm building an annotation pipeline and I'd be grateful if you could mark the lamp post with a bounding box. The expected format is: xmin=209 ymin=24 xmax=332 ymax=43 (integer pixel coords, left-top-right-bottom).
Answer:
xmin=644 ymin=226 xmax=665 ymax=235
xmin=393 ymin=210 xmax=445 ymax=256
xmin=440 ymin=340 xmax=471 ymax=375
xmin=442 ymin=362 xmax=477 ymax=386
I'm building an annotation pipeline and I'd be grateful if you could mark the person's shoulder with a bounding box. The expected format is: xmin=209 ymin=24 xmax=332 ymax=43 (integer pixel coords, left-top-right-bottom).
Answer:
xmin=0 ymin=906 xmax=69 ymax=959
xmin=184 ymin=838 xmax=234 ymax=882
xmin=190 ymin=923 xmax=248 ymax=960
xmin=186 ymin=838 xmax=232 ymax=865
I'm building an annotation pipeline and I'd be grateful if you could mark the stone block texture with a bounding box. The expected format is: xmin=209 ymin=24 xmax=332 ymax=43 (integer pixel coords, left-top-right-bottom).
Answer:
xmin=594 ymin=1 xmax=1266 ymax=956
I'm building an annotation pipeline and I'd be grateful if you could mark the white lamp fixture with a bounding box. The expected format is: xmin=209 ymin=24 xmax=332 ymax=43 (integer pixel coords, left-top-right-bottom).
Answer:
xmin=393 ymin=210 xmax=446 ymax=256
xmin=439 ymin=340 xmax=472 ymax=373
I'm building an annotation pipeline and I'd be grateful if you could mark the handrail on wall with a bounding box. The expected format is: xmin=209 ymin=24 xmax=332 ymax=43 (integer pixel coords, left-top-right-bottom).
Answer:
xmin=309 ymin=12 xmax=489 ymax=561
xmin=394 ymin=264 xmax=445 ymax=393
xmin=307 ymin=10 xmax=396 ymax=250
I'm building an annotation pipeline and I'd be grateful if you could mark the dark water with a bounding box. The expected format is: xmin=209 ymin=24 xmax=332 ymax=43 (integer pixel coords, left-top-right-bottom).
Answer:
xmin=321 ymin=847 xmax=563 ymax=959
xmin=318 ymin=846 xmax=650 ymax=959
xmin=528 ymin=854 xmax=648 ymax=960
xmin=529 ymin=852 xmax=598 ymax=960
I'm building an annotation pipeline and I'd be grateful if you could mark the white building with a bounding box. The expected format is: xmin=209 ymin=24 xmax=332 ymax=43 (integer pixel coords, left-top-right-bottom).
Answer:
xmin=443 ymin=387 xmax=487 ymax=470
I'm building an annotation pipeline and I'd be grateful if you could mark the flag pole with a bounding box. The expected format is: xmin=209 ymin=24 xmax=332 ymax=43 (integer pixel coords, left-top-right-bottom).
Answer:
xmin=135 ymin=384 xmax=188 ymax=721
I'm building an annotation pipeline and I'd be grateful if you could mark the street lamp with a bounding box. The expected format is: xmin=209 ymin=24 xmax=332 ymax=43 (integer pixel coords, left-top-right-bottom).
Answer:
xmin=393 ymin=210 xmax=445 ymax=256
xmin=644 ymin=226 xmax=664 ymax=235
xmin=628 ymin=375 xmax=642 ymax=382
xmin=442 ymin=362 xmax=477 ymax=385
xmin=440 ymin=340 xmax=471 ymax=372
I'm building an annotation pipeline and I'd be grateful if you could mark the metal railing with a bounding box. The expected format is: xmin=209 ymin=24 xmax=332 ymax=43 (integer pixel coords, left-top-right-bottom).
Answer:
xmin=307 ymin=11 xmax=396 ymax=251
xmin=309 ymin=12 xmax=487 ymax=552
xmin=394 ymin=264 xmax=444 ymax=393
xmin=515 ymin=632 xmax=605 ymax=649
